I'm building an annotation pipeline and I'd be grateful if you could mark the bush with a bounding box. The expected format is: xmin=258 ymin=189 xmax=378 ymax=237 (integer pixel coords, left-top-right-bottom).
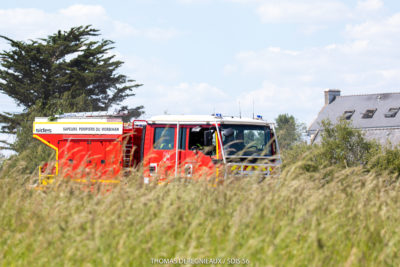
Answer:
xmin=319 ymin=119 xmax=378 ymax=168
xmin=281 ymin=119 xmax=380 ymax=177
xmin=368 ymin=146 xmax=400 ymax=175
xmin=281 ymin=143 xmax=320 ymax=173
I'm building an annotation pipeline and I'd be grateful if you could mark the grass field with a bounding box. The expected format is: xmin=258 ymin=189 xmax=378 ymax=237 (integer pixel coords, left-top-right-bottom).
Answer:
xmin=1 ymin=154 xmax=400 ymax=266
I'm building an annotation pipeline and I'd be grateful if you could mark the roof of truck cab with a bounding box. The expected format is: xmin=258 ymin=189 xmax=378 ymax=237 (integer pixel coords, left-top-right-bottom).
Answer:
xmin=147 ymin=115 xmax=271 ymax=126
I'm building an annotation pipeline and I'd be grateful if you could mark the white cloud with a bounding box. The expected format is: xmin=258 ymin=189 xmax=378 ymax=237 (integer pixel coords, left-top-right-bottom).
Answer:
xmin=59 ymin=4 xmax=107 ymax=18
xmin=356 ymin=0 xmax=383 ymax=11
xmin=256 ymin=1 xmax=351 ymax=23
xmin=0 ymin=5 xmax=179 ymax=41
xmin=231 ymin=41 xmax=387 ymax=86
xmin=131 ymin=78 xmax=322 ymax=124
xmin=377 ymin=69 xmax=400 ymax=83
xmin=236 ymin=82 xmax=321 ymax=122
xmin=112 ymin=21 xmax=141 ymax=37
xmin=0 ymin=8 xmax=53 ymax=40
xmin=345 ymin=13 xmax=400 ymax=41
xmin=178 ymin=0 xmax=258 ymax=3
xmin=224 ymin=9 xmax=400 ymax=124
xmin=132 ymin=82 xmax=232 ymax=116
xmin=177 ymin=0 xmax=212 ymax=3
xmin=117 ymin=53 xmax=181 ymax=84
xmin=0 ymin=8 xmax=46 ymax=26
xmin=178 ymin=0 xmax=386 ymax=38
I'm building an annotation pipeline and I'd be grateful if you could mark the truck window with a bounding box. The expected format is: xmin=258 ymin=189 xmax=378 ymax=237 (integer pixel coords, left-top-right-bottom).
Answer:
xmin=179 ymin=128 xmax=187 ymax=150
xmin=188 ymin=126 xmax=216 ymax=155
xmin=222 ymin=125 xmax=271 ymax=156
xmin=153 ymin=127 xmax=175 ymax=150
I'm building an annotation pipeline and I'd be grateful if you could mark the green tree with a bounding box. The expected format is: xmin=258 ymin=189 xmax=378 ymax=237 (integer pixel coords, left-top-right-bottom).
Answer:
xmin=319 ymin=119 xmax=377 ymax=167
xmin=0 ymin=25 xmax=143 ymax=152
xmin=275 ymin=114 xmax=305 ymax=150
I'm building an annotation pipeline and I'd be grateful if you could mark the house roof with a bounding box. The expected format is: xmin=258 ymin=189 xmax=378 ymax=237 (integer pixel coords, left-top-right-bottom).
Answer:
xmin=309 ymin=92 xmax=400 ymax=132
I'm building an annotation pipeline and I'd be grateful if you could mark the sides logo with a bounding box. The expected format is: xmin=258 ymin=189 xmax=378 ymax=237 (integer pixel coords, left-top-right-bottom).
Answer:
xmin=35 ymin=128 xmax=52 ymax=133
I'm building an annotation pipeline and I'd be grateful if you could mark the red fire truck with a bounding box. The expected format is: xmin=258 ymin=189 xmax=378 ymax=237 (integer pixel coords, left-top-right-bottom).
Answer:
xmin=33 ymin=112 xmax=281 ymax=185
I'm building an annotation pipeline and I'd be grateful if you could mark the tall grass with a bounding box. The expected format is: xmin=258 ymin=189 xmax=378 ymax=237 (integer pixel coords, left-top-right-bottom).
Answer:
xmin=2 ymin=120 xmax=400 ymax=266
xmin=1 ymin=157 xmax=400 ymax=266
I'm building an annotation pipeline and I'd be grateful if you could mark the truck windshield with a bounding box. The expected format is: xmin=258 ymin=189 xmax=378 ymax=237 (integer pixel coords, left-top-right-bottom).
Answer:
xmin=221 ymin=125 xmax=272 ymax=156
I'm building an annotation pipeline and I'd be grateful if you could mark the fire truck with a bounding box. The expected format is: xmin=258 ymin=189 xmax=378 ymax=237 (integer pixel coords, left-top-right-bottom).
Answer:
xmin=33 ymin=112 xmax=281 ymax=185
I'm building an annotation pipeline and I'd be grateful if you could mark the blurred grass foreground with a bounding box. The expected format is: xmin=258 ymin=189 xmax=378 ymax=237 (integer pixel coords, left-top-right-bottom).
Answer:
xmin=2 ymin=120 xmax=400 ymax=266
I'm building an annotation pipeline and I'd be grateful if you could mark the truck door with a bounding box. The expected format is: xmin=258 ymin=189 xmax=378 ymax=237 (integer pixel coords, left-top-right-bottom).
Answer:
xmin=147 ymin=125 xmax=177 ymax=179
xmin=179 ymin=125 xmax=215 ymax=178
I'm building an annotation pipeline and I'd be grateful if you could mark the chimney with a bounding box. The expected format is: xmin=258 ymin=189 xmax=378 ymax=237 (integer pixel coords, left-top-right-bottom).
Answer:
xmin=324 ymin=89 xmax=341 ymax=105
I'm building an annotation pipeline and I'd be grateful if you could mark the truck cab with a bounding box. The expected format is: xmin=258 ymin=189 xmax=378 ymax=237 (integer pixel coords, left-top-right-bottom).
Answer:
xmin=141 ymin=114 xmax=281 ymax=183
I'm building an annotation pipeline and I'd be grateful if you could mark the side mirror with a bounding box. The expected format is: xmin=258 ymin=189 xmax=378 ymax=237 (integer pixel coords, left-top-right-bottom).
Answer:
xmin=191 ymin=126 xmax=202 ymax=132
xmin=222 ymin=128 xmax=234 ymax=137
xmin=204 ymin=131 xmax=213 ymax=146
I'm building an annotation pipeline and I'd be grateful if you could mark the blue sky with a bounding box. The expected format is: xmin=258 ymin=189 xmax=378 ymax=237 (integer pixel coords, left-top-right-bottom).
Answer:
xmin=1 ymin=0 xmax=400 ymax=129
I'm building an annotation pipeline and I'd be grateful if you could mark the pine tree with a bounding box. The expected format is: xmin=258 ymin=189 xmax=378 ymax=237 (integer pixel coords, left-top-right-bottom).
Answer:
xmin=0 ymin=25 xmax=143 ymax=152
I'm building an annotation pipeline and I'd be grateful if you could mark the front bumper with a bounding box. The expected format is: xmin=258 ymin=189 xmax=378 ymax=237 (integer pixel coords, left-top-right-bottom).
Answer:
xmin=225 ymin=162 xmax=281 ymax=177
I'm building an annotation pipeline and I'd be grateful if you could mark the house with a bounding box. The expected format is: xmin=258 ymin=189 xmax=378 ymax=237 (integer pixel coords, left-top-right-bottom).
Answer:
xmin=308 ymin=89 xmax=400 ymax=145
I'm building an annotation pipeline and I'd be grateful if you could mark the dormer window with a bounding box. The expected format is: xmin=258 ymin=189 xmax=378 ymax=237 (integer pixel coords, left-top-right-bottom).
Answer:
xmin=362 ymin=109 xmax=377 ymax=119
xmin=384 ymin=107 xmax=400 ymax=118
xmin=343 ymin=110 xmax=355 ymax=120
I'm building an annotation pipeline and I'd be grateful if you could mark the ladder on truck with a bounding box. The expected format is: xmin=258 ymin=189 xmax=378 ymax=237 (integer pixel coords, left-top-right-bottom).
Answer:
xmin=123 ymin=133 xmax=134 ymax=168
xmin=122 ymin=120 xmax=146 ymax=170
